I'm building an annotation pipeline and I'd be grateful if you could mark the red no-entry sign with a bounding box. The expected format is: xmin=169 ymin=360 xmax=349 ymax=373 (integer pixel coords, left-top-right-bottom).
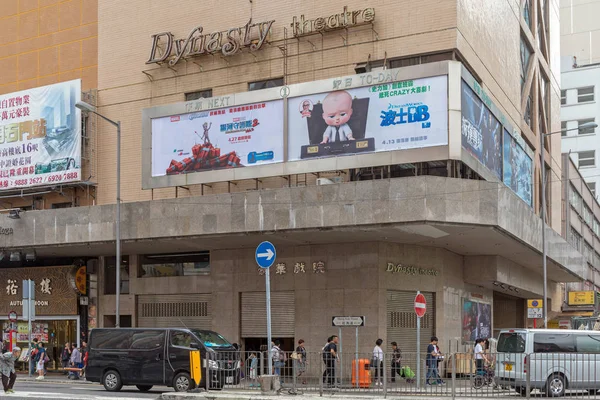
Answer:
xmin=414 ymin=293 xmax=426 ymax=318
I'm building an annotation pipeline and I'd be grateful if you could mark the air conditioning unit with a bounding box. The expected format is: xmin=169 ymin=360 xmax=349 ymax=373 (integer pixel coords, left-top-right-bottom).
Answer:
xmin=316 ymin=178 xmax=335 ymax=185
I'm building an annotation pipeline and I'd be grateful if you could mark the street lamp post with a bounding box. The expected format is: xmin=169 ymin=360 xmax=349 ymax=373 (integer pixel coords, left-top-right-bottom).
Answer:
xmin=76 ymin=101 xmax=122 ymax=328
xmin=540 ymin=121 xmax=598 ymax=328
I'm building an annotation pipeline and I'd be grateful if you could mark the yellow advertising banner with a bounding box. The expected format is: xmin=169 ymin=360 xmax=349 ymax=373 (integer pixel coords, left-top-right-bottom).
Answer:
xmin=568 ymin=291 xmax=595 ymax=306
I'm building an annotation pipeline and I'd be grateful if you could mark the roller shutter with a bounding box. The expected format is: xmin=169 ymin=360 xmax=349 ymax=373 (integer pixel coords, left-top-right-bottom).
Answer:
xmin=241 ymin=291 xmax=295 ymax=337
xmin=493 ymin=291 xmax=524 ymax=337
xmin=137 ymin=294 xmax=211 ymax=329
xmin=387 ymin=290 xmax=435 ymax=369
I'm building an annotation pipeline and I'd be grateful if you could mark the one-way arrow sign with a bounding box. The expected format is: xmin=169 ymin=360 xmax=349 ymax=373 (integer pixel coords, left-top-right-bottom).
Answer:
xmin=332 ymin=316 xmax=365 ymax=327
xmin=255 ymin=241 xmax=276 ymax=269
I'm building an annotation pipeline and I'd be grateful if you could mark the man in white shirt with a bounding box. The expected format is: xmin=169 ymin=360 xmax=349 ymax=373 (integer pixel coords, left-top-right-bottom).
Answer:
xmin=474 ymin=338 xmax=488 ymax=375
xmin=320 ymin=91 xmax=355 ymax=144
xmin=372 ymin=339 xmax=384 ymax=386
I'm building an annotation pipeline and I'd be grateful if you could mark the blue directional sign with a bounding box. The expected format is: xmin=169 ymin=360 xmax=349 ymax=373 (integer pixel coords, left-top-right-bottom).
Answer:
xmin=255 ymin=241 xmax=276 ymax=269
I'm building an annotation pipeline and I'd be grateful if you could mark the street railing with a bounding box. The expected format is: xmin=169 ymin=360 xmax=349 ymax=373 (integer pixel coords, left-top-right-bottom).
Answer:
xmin=202 ymin=350 xmax=600 ymax=398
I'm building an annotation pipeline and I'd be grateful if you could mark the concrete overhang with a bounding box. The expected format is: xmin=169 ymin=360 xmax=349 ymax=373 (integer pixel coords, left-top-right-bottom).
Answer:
xmin=0 ymin=176 xmax=586 ymax=282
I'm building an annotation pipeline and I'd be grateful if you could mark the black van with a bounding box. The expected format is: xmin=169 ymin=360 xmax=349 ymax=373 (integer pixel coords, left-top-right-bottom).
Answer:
xmin=86 ymin=328 xmax=240 ymax=392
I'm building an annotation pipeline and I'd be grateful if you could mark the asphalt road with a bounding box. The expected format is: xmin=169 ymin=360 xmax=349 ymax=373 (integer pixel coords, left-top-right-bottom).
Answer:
xmin=9 ymin=380 xmax=171 ymax=399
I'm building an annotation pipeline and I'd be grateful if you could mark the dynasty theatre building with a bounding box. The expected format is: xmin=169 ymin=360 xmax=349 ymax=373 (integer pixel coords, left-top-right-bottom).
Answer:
xmin=0 ymin=0 xmax=587 ymax=360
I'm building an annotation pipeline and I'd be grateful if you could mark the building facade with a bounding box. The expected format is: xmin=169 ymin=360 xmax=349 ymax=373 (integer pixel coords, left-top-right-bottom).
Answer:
xmin=0 ymin=0 xmax=586 ymax=362
xmin=560 ymin=0 xmax=600 ymax=66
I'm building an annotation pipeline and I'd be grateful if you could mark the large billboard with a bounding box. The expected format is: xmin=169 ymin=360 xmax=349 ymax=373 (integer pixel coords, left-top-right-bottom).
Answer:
xmin=0 ymin=80 xmax=81 ymax=190
xmin=503 ymin=129 xmax=533 ymax=206
xmin=151 ymin=100 xmax=283 ymax=177
xmin=287 ymin=75 xmax=448 ymax=161
xmin=461 ymin=81 xmax=502 ymax=179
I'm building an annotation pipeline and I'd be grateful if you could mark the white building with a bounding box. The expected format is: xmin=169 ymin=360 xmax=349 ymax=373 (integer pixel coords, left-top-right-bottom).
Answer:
xmin=561 ymin=58 xmax=600 ymax=198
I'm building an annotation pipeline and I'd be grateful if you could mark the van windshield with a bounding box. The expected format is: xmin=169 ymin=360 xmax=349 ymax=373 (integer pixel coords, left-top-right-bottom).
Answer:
xmin=497 ymin=332 xmax=526 ymax=353
xmin=192 ymin=330 xmax=232 ymax=348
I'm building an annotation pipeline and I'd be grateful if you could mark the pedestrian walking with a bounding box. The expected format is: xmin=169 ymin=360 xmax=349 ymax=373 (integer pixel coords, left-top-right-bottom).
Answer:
xmin=35 ymin=343 xmax=48 ymax=380
xmin=390 ymin=341 xmax=402 ymax=382
xmin=248 ymin=353 xmax=259 ymax=387
xmin=426 ymin=336 xmax=444 ymax=386
xmin=61 ymin=342 xmax=71 ymax=374
xmin=271 ymin=340 xmax=285 ymax=383
xmin=292 ymin=339 xmax=307 ymax=384
xmin=474 ymin=338 xmax=488 ymax=375
xmin=0 ymin=346 xmax=20 ymax=394
xmin=372 ymin=339 xmax=384 ymax=386
xmin=81 ymin=341 xmax=88 ymax=378
xmin=29 ymin=338 xmax=39 ymax=376
xmin=69 ymin=345 xmax=82 ymax=380
xmin=322 ymin=335 xmax=338 ymax=387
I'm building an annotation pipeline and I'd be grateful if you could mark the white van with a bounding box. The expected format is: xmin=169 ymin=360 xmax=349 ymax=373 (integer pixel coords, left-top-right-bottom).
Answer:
xmin=496 ymin=328 xmax=600 ymax=397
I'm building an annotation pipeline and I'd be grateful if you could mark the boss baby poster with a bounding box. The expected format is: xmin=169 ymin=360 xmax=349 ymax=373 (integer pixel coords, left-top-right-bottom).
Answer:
xmin=287 ymin=75 xmax=448 ymax=161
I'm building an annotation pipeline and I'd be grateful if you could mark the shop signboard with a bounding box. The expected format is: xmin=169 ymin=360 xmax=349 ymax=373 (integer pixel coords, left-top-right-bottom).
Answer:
xmin=568 ymin=291 xmax=595 ymax=306
xmin=462 ymin=299 xmax=491 ymax=342
xmin=0 ymin=80 xmax=81 ymax=191
xmin=151 ymin=100 xmax=284 ymax=177
xmin=461 ymin=81 xmax=502 ymax=179
xmin=0 ymin=266 xmax=78 ymax=315
xmin=287 ymin=75 xmax=448 ymax=161
xmin=503 ymin=129 xmax=533 ymax=206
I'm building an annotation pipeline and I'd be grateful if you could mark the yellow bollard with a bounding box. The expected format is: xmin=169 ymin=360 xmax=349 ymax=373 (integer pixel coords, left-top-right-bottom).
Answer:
xmin=190 ymin=350 xmax=202 ymax=387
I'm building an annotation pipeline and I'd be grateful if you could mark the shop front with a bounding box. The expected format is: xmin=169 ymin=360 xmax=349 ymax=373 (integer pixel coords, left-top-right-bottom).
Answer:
xmin=0 ymin=265 xmax=84 ymax=370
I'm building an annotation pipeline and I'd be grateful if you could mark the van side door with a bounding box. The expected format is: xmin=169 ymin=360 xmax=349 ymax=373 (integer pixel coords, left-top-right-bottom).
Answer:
xmin=167 ymin=330 xmax=196 ymax=385
xmin=130 ymin=330 xmax=166 ymax=385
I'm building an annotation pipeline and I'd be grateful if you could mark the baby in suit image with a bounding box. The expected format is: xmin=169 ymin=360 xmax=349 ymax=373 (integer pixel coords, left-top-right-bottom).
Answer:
xmin=320 ymin=91 xmax=355 ymax=143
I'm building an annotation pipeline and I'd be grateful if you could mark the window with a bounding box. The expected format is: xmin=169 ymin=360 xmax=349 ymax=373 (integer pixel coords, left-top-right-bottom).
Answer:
xmin=561 ymin=89 xmax=567 ymax=105
xmin=139 ymin=252 xmax=210 ymax=277
xmin=595 ymin=252 xmax=600 ymax=269
xmin=561 ymin=121 xmax=567 ymax=137
xmin=191 ymin=330 xmax=232 ymax=348
xmin=588 ymin=182 xmax=597 ymax=197
xmin=51 ymin=202 xmax=72 ymax=209
xmin=534 ymin=333 xmax=575 ymax=353
xmin=584 ymin=241 xmax=594 ymax=264
xmin=248 ymin=78 xmax=283 ymax=91
xmin=578 ymin=86 xmax=594 ymax=103
xmin=570 ymin=227 xmax=582 ymax=251
xmin=520 ymin=37 xmax=532 ymax=90
xmin=91 ymin=329 xmax=132 ymax=349
xmin=171 ymin=330 xmax=194 ymax=348
xmin=570 ymin=184 xmax=583 ymax=212
xmin=523 ymin=0 xmax=532 ymax=29
xmin=576 ymin=335 xmax=600 ymax=353
xmin=579 ymin=151 xmax=596 ymax=168
xmin=130 ymin=330 xmax=165 ymax=350
xmin=388 ymin=51 xmax=454 ymax=69
xmin=497 ymin=332 xmax=526 ymax=353
xmin=104 ymin=256 xmax=130 ymax=295
xmin=103 ymin=315 xmax=132 ymax=328
xmin=584 ymin=205 xmax=594 ymax=226
xmin=578 ymin=118 xmax=596 ymax=134
xmin=594 ymin=218 xmax=600 ymax=237
xmin=185 ymin=89 xmax=213 ymax=101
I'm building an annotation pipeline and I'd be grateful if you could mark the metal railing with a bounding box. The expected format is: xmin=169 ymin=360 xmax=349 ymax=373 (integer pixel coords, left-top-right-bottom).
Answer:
xmin=200 ymin=350 xmax=600 ymax=398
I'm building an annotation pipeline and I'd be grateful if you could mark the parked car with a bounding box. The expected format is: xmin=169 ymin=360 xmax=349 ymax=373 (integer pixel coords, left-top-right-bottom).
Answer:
xmin=86 ymin=328 xmax=240 ymax=392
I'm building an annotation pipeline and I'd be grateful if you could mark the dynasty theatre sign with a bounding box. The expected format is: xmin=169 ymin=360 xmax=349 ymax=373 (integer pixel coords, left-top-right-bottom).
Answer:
xmin=147 ymin=19 xmax=275 ymax=66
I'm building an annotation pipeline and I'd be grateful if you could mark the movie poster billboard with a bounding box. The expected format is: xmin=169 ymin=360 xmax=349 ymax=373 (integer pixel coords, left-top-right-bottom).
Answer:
xmin=151 ymin=100 xmax=284 ymax=177
xmin=461 ymin=81 xmax=502 ymax=179
xmin=0 ymin=80 xmax=81 ymax=190
xmin=287 ymin=75 xmax=448 ymax=161
xmin=503 ymin=129 xmax=533 ymax=206
xmin=462 ymin=300 xmax=492 ymax=343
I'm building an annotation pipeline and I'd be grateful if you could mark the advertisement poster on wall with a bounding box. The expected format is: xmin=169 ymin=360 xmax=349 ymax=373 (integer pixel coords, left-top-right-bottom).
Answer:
xmin=151 ymin=100 xmax=284 ymax=177
xmin=461 ymin=81 xmax=502 ymax=179
xmin=503 ymin=129 xmax=533 ymax=206
xmin=0 ymin=80 xmax=81 ymax=190
xmin=2 ymin=321 xmax=49 ymax=343
xmin=462 ymin=300 xmax=492 ymax=342
xmin=287 ymin=75 xmax=448 ymax=161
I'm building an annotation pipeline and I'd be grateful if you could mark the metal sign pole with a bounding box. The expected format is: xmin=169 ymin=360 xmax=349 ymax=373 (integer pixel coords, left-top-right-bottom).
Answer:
xmin=27 ymin=281 xmax=33 ymax=377
xmin=338 ymin=327 xmax=342 ymax=388
xmin=265 ymin=267 xmax=272 ymax=376
xmin=416 ymin=291 xmax=421 ymax=389
xmin=355 ymin=327 xmax=359 ymax=389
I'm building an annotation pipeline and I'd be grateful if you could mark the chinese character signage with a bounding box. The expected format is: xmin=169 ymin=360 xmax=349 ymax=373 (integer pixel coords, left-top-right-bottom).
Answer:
xmin=0 ymin=80 xmax=81 ymax=190
xmin=568 ymin=291 xmax=595 ymax=306
xmin=287 ymin=75 xmax=448 ymax=161
xmin=0 ymin=266 xmax=78 ymax=315
xmin=461 ymin=81 xmax=502 ymax=179
xmin=503 ymin=129 xmax=532 ymax=206
xmin=151 ymin=100 xmax=284 ymax=177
